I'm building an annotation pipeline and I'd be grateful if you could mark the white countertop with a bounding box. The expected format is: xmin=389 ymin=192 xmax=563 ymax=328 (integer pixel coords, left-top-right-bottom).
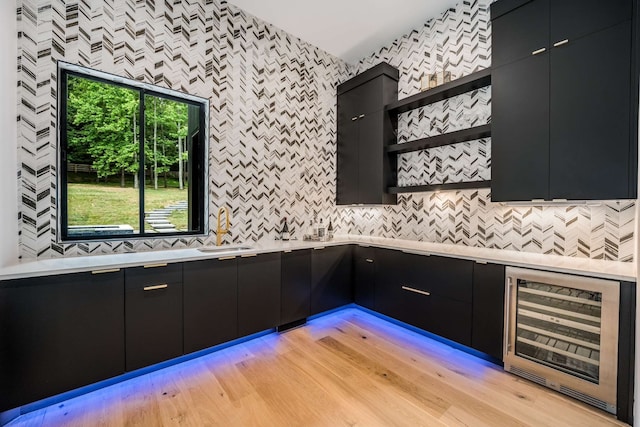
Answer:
xmin=0 ymin=235 xmax=635 ymax=282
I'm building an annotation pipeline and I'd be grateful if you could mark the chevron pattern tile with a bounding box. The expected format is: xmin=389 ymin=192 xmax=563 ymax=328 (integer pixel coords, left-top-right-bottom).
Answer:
xmin=16 ymin=0 xmax=635 ymax=262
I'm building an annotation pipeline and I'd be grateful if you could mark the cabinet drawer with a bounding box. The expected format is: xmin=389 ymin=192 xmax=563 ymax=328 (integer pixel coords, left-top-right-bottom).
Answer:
xmin=125 ymin=263 xmax=182 ymax=290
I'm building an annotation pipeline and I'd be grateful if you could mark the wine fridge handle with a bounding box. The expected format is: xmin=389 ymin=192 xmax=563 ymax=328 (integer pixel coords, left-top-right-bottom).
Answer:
xmin=505 ymin=277 xmax=513 ymax=356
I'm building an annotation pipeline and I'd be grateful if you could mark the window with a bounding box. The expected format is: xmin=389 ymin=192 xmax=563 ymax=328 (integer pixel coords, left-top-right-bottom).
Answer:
xmin=58 ymin=62 xmax=208 ymax=241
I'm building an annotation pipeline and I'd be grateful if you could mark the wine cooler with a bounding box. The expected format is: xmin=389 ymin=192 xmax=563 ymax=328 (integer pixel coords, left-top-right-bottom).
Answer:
xmin=504 ymin=267 xmax=620 ymax=414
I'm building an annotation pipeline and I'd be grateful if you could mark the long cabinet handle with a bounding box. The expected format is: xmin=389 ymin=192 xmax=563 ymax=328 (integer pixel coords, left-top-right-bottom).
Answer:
xmin=365 ymin=259 xmax=374 ymax=263
xmin=505 ymin=277 xmax=513 ymax=353
xmin=219 ymin=256 xmax=236 ymax=261
xmin=553 ymin=39 xmax=569 ymax=47
xmin=240 ymin=253 xmax=257 ymax=258
xmin=143 ymin=263 xmax=167 ymax=269
xmin=401 ymin=286 xmax=431 ymax=296
xmin=531 ymin=47 xmax=546 ymax=55
xmin=91 ymin=268 xmax=120 ymax=275
xmin=358 ymin=114 xmax=365 ymax=118
xmin=351 ymin=116 xmax=358 ymax=121
xmin=143 ymin=284 xmax=168 ymax=291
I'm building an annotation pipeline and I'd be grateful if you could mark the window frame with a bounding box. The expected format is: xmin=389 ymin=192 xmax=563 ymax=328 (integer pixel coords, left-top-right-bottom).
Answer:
xmin=57 ymin=61 xmax=209 ymax=243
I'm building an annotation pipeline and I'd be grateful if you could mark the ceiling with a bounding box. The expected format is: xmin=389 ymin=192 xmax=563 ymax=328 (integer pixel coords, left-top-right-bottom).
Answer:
xmin=227 ymin=0 xmax=460 ymax=64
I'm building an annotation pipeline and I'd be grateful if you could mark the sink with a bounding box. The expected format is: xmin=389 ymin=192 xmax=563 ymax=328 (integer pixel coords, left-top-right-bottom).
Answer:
xmin=198 ymin=245 xmax=253 ymax=253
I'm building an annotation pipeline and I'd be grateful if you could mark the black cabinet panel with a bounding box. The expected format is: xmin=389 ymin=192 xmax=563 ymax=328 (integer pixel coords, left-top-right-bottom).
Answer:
xmin=125 ymin=265 xmax=183 ymax=371
xmin=336 ymin=120 xmax=359 ymax=204
xmin=491 ymin=0 xmax=637 ymax=201
xmin=550 ymin=0 xmax=631 ymax=45
xmin=281 ymin=249 xmax=311 ymax=325
xmin=311 ymin=246 xmax=353 ymax=315
xmin=491 ymin=53 xmax=550 ymax=202
xmin=336 ymin=63 xmax=398 ymax=205
xmin=491 ymin=0 xmax=549 ymax=68
xmin=183 ymin=258 xmax=238 ymax=354
xmin=0 ymin=271 xmax=125 ymax=411
xmin=549 ymin=22 xmax=632 ymax=200
xmin=427 ymin=295 xmax=472 ymax=346
xmin=238 ymin=253 xmax=281 ymax=336
xmin=421 ymin=256 xmax=473 ymax=303
xmin=472 ymin=263 xmax=506 ymax=360
xmin=354 ymin=246 xmax=376 ymax=310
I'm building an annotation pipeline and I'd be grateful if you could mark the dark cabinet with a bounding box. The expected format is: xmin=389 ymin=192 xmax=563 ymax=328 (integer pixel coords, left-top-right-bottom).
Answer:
xmin=238 ymin=253 xmax=281 ymax=336
xmin=311 ymin=245 xmax=353 ymax=314
xmin=471 ymin=263 xmax=506 ymax=360
xmin=491 ymin=0 xmax=638 ymax=201
xmin=281 ymin=249 xmax=311 ymax=325
xmin=336 ymin=63 xmax=398 ymax=205
xmin=183 ymin=257 xmax=238 ymax=354
xmin=353 ymin=245 xmax=376 ymax=310
xmin=125 ymin=264 xmax=183 ymax=371
xmin=0 ymin=270 xmax=124 ymax=411
xmin=374 ymin=249 xmax=474 ymax=346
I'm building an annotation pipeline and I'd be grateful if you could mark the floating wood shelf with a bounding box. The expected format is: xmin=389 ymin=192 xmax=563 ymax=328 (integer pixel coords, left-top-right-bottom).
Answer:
xmin=387 ymin=124 xmax=491 ymax=155
xmin=386 ymin=68 xmax=492 ymax=115
xmin=388 ymin=180 xmax=491 ymax=194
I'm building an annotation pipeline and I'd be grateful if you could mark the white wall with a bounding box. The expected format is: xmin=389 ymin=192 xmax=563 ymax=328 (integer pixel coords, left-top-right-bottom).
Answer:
xmin=0 ymin=0 xmax=18 ymax=267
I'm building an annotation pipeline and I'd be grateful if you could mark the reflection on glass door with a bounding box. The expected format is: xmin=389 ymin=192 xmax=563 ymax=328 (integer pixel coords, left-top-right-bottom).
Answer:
xmin=515 ymin=280 xmax=602 ymax=384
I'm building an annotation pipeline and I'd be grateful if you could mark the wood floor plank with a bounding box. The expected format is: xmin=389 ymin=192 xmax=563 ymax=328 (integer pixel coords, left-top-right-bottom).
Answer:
xmin=5 ymin=308 xmax=627 ymax=427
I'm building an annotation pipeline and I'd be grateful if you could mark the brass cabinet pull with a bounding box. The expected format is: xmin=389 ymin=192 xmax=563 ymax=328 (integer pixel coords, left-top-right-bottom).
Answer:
xmin=531 ymin=47 xmax=546 ymax=55
xmin=91 ymin=268 xmax=120 ymax=275
xmin=365 ymin=259 xmax=374 ymax=263
xmin=401 ymin=286 xmax=431 ymax=296
xmin=219 ymin=256 xmax=236 ymax=261
xmin=553 ymin=39 xmax=569 ymax=47
xmin=240 ymin=253 xmax=257 ymax=258
xmin=314 ymin=247 xmax=325 ymax=250
xmin=143 ymin=284 xmax=168 ymax=291
xmin=143 ymin=263 xmax=167 ymax=269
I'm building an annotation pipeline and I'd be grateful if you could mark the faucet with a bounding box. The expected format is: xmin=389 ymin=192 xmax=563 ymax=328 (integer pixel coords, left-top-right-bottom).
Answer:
xmin=216 ymin=206 xmax=230 ymax=246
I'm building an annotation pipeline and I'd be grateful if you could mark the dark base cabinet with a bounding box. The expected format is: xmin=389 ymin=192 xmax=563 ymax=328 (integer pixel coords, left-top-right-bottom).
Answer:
xmin=125 ymin=265 xmax=183 ymax=371
xmin=311 ymin=245 xmax=353 ymax=315
xmin=0 ymin=270 xmax=125 ymax=412
xmin=353 ymin=246 xmax=376 ymax=310
xmin=183 ymin=258 xmax=238 ymax=354
xmin=471 ymin=263 xmax=506 ymax=360
xmin=238 ymin=253 xmax=281 ymax=336
xmin=281 ymin=249 xmax=311 ymax=325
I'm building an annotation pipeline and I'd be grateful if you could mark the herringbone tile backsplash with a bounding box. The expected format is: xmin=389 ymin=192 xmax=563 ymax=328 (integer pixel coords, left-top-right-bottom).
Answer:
xmin=15 ymin=0 xmax=635 ymax=261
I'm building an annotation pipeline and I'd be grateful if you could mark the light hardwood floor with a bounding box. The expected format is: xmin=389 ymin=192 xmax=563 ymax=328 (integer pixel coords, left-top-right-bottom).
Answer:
xmin=8 ymin=308 xmax=627 ymax=427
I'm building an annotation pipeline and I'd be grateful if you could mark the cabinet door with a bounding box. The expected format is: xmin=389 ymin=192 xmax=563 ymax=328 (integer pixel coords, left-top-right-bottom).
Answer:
xmin=550 ymin=0 xmax=631 ymax=45
xmin=426 ymin=294 xmax=472 ymax=346
xmin=311 ymin=246 xmax=353 ymax=315
xmin=491 ymin=53 xmax=550 ymax=202
xmin=471 ymin=263 xmax=506 ymax=360
xmin=357 ymin=112 xmax=385 ymax=204
xmin=0 ymin=271 xmax=124 ymax=411
xmin=336 ymin=119 xmax=359 ymax=205
xmin=354 ymin=246 xmax=376 ymax=309
xmin=281 ymin=249 xmax=311 ymax=325
xmin=183 ymin=258 xmax=238 ymax=354
xmin=491 ymin=0 xmax=549 ymax=68
xmin=238 ymin=253 xmax=281 ymax=336
xmin=125 ymin=264 xmax=183 ymax=371
xmin=420 ymin=256 xmax=473 ymax=303
xmin=549 ymin=22 xmax=632 ymax=200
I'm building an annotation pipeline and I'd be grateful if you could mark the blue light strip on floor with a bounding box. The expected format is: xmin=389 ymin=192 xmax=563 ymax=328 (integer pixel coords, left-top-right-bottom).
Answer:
xmin=7 ymin=304 xmax=500 ymax=424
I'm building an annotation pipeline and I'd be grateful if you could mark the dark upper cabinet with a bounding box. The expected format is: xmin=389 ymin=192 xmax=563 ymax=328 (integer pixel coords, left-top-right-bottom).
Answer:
xmin=353 ymin=245 xmax=376 ymax=310
xmin=238 ymin=253 xmax=281 ymax=336
xmin=549 ymin=22 xmax=632 ymax=200
xmin=0 ymin=270 xmax=125 ymax=412
xmin=183 ymin=257 xmax=238 ymax=354
xmin=471 ymin=263 xmax=506 ymax=360
xmin=336 ymin=63 xmax=398 ymax=205
xmin=125 ymin=264 xmax=183 ymax=371
xmin=281 ymin=249 xmax=312 ymax=325
xmin=491 ymin=0 xmax=638 ymax=201
xmin=311 ymin=245 xmax=353 ymax=315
